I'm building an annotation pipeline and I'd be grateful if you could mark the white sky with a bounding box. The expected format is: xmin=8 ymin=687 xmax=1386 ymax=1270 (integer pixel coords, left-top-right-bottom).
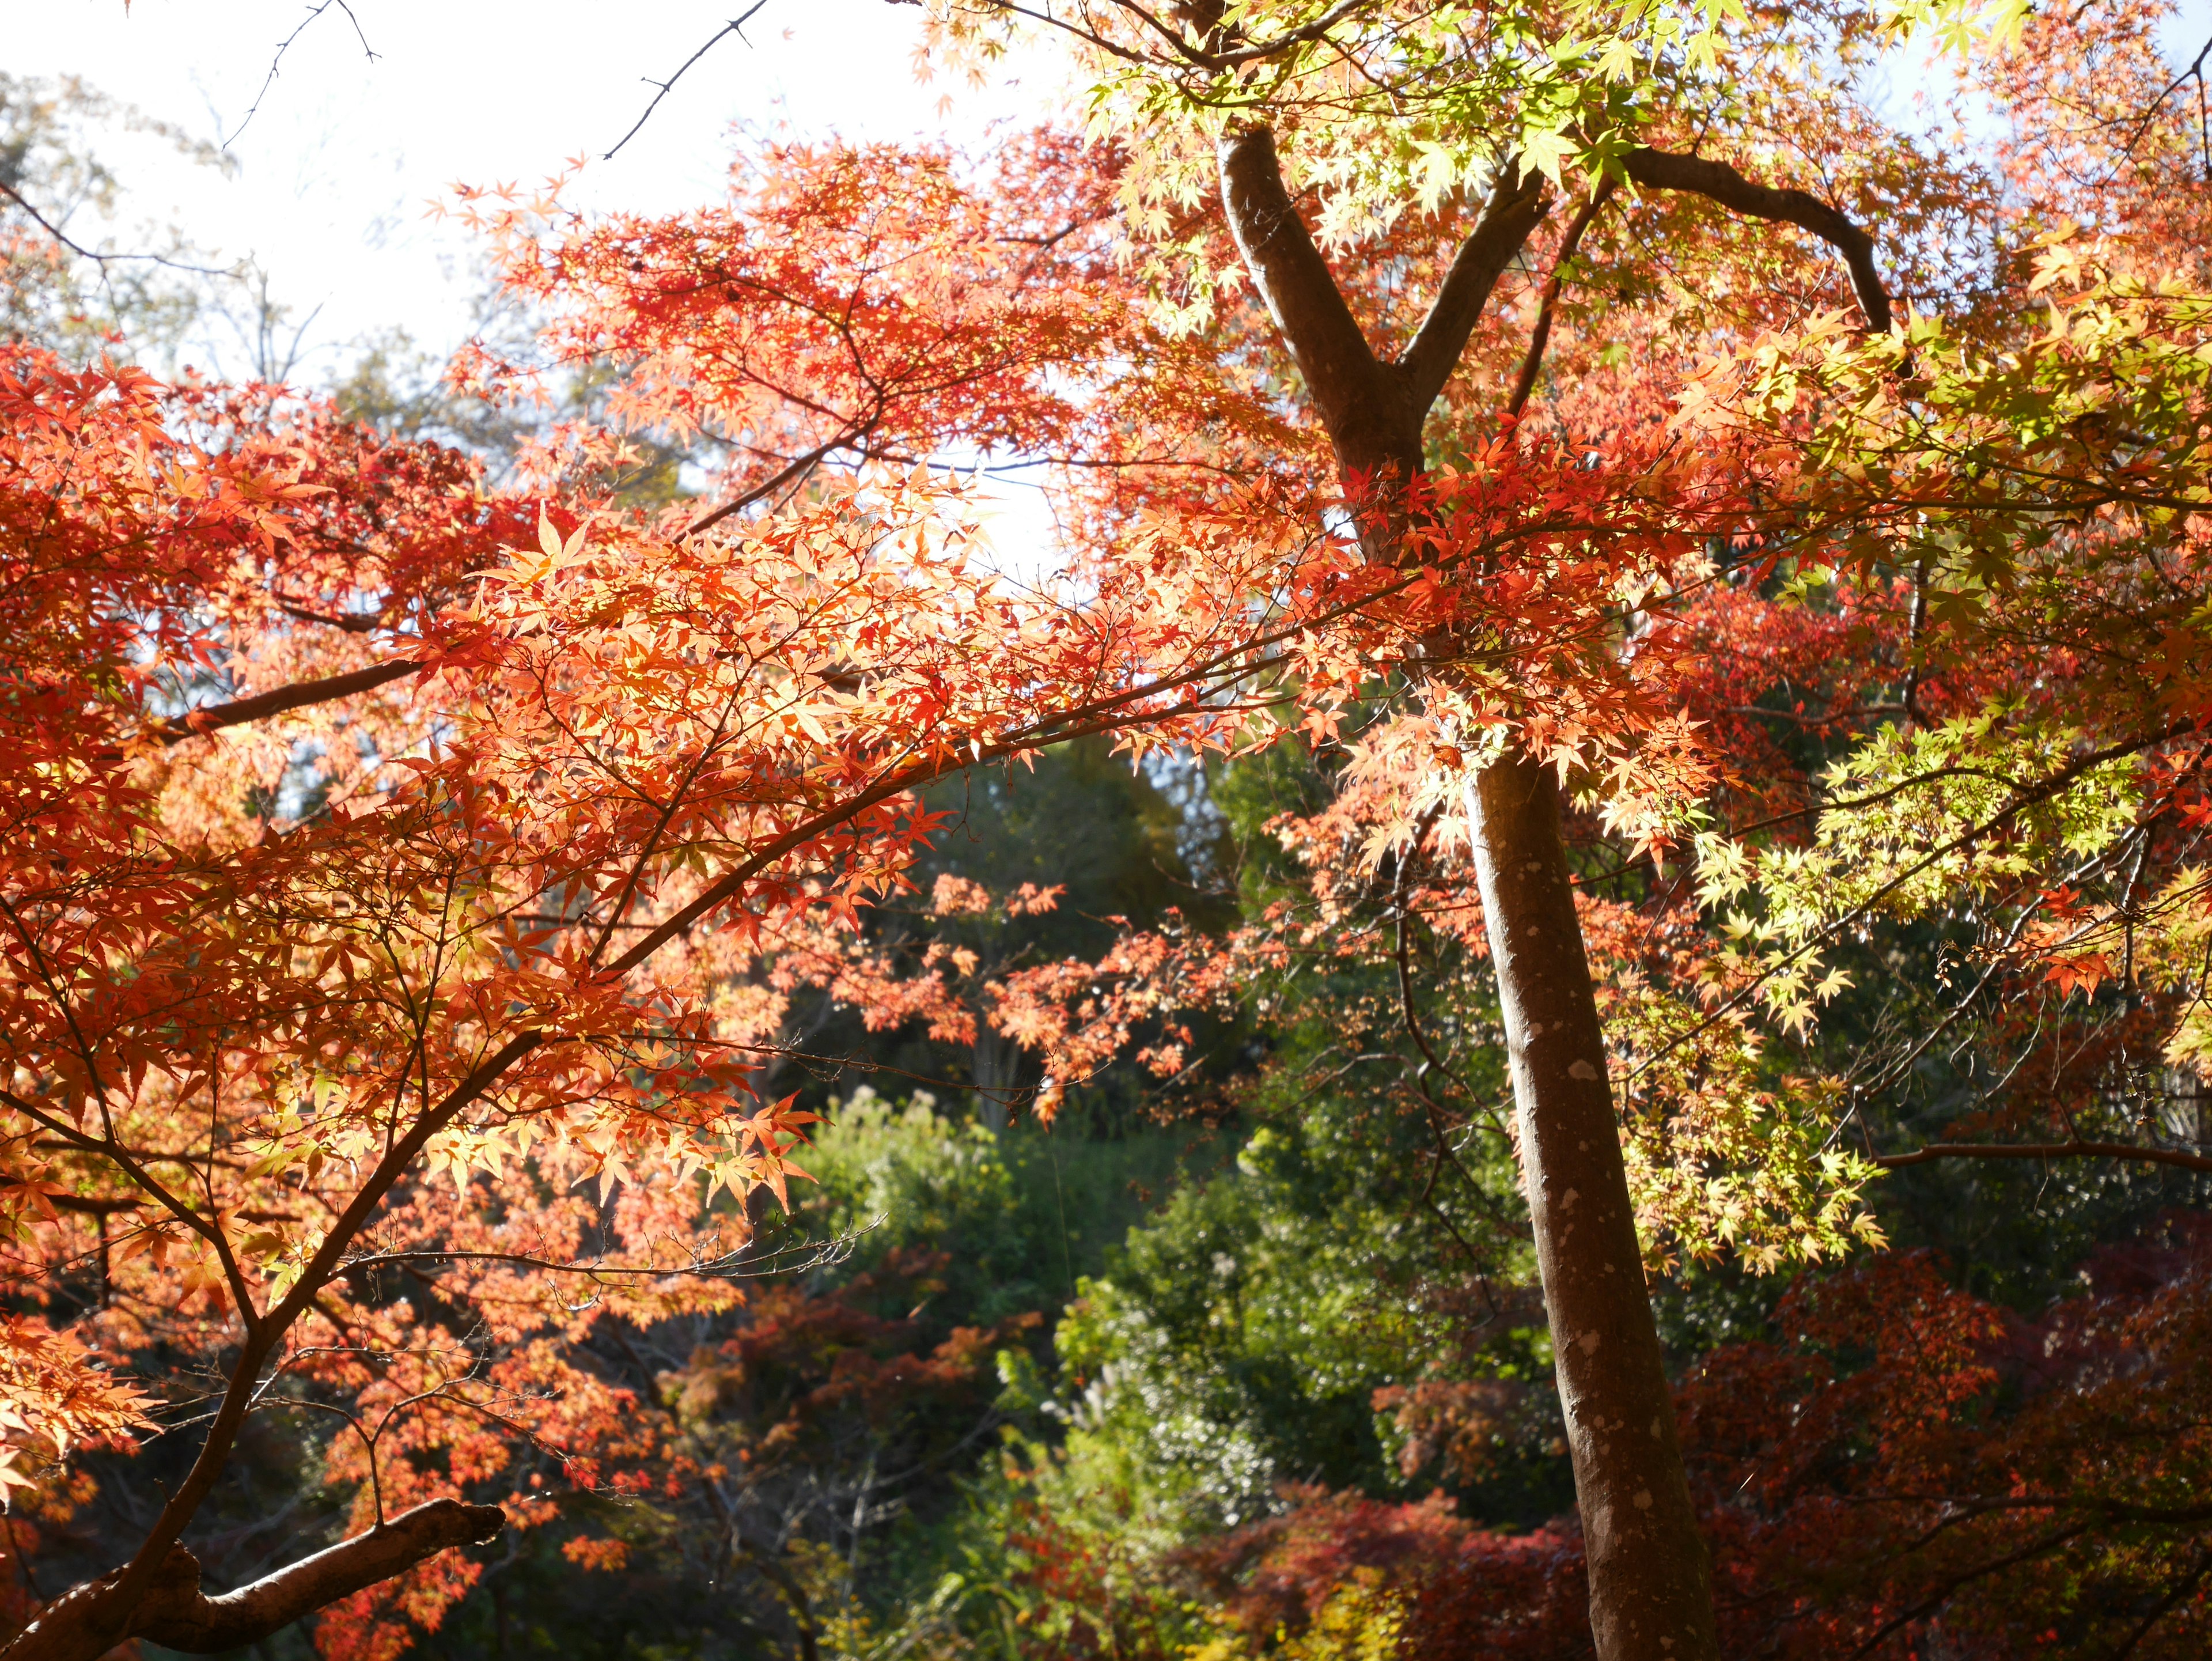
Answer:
xmin=16 ymin=1 xmax=2212 ymax=376
xmin=14 ymin=0 xmax=2211 ymax=534
xmin=10 ymin=0 xmax=1063 ymax=377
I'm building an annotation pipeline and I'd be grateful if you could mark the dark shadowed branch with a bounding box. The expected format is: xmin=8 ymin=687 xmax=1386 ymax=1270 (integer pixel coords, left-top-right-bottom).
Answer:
xmin=1621 ymin=146 xmax=1892 ymax=331
xmin=158 ymin=659 xmax=426 ymax=746
xmin=1506 ymin=176 xmax=1616 ymax=418
xmin=1398 ymin=165 xmax=1552 ymax=409
xmin=1874 ymin=1138 xmax=2212 ymax=1175
xmin=14 ymin=1500 xmax=503 ymax=1658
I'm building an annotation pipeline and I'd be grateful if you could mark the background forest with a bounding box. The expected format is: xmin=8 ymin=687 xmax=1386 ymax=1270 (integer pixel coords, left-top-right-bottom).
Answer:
xmin=6 ymin=2 xmax=2212 ymax=1659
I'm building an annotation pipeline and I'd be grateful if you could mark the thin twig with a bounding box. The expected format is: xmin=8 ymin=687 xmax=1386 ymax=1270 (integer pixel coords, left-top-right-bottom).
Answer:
xmin=225 ymin=1 xmax=381 ymax=150
xmin=1505 ymin=177 xmax=1616 ymax=420
xmin=0 ymin=180 xmax=235 ymax=278
xmin=604 ymin=5 xmax=769 ymax=162
xmin=1873 ymin=1137 xmax=2212 ymax=1176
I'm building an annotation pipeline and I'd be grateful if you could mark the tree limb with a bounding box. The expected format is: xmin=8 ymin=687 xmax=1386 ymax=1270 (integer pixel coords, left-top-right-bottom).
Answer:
xmin=1217 ymin=125 xmax=1418 ymax=475
xmin=158 ymin=659 xmax=424 ymax=745
xmin=1620 ymin=146 xmax=1892 ymax=331
xmin=0 ymin=180 xmax=238 ymax=279
xmin=224 ymin=1 xmax=380 ymax=151
xmin=1506 ymin=177 xmax=1616 ymax=418
xmin=1217 ymin=126 xmax=1556 ymax=485
xmin=1874 ymin=1138 xmax=2212 ymax=1175
xmin=2111 ymin=1549 xmax=2210 ymax=1661
xmin=145 ymin=1500 xmax=502 ymax=1650
xmin=1399 ymin=166 xmax=1552 ymax=409
xmin=12 ymin=1500 xmax=503 ymax=1659
xmin=603 ymin=5 xmax=768 ymax=162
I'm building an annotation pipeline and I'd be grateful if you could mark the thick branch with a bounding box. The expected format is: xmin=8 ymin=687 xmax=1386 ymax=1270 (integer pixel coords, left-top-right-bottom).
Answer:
xmin=1398 ymin=165 xmax=1551 ymax=409
xmin=1620 ymin=146 xmax=1892 ymax=332
xmin=1218 ymin=126 xmax=1554 ymax=486
xmin=14 ymin=1500 xmax=502 ymax=1659
xmin=158 ymin=659 xmax=424 ymax=745
xmin=1217 ymin=125 xmax=1418 ymax=475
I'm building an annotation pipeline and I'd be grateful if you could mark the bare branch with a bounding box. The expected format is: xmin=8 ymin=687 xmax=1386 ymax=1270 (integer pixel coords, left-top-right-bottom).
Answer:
xmin=225 ymin=2 xmax=381 ymax=151
xmin=604 ymin=5 xmax=770 ymax=162
xmin=0 ymin=180 xmax=237 ymax=279
xmin=679 ymin=428 xmax=855 ymax=539
xmin=1217 ymin=127 xmax=1554 ymax=488
xmin=2115 ymin=32 xmax=2212 ymax=168
xmin=2110 ymin=1549 xmax=2209 ymax=1661
xmin=1874 ymin=1138 xmax=2212 ymax=1175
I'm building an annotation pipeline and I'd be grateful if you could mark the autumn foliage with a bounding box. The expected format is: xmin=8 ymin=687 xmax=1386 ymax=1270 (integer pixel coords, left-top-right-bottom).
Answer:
xmin=4 ymin=0 xmax=2212 ymax=1657
xmin=1155 ymin=1219 xmax=2212 ymax=1660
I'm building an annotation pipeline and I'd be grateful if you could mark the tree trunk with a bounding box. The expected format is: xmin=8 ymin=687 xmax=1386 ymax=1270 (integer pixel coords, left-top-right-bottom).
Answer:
xmin=1466 ymin=755 xmax=1717 ymax=1660
xmin=1212 ymin=119 xmax=1722 ymax=1660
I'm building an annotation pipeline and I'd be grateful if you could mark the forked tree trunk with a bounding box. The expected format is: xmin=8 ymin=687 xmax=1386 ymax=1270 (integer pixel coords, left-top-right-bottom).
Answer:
xmin=1465 ymin=755 xmax=1717 ymax=1659
xmin=1215 ymin=123 xmax=1721 ymax=1660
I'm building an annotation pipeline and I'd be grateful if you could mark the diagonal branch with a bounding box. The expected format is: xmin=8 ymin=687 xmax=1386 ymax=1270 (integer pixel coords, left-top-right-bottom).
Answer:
xmin=1217 ymin=126 xmax=1554 ymax=485
xmin=1620 ymin=146 xmax=1893 ymax=332
xmin=224 ymin=1 xmax=380 ymax=151
xmin=3 ymin=499 xmax=1598 ymax=1661
xmin=1506 ymin=177 xmax=1616 ymax=419
xmin=604 ymin=5 xmax=769 ymax=162
xmin=679 ymin=427 xmax=860 ymax=539
xmin=1217 ymin=124 xmax=1410 ymax=468
xmin=2111 ymin=1548 xmax=2209 ymax=1661
xmin=127 ymin=1500 xmax=499 ymax=1654
xmin=157 ymin=659 xmax=424 ymax=746
xmin=1398 ymin=165 xmax=1553 ymax=410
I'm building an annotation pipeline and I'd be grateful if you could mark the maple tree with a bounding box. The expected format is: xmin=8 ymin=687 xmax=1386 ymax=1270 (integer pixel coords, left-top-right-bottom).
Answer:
xmin=0 ymin=278 xmax=1404 ymax=1656
xmin=5 ymin=0 xmax=2212 ymax=1656
xmin=893 ymin=1 xmax=2210 ymax=1653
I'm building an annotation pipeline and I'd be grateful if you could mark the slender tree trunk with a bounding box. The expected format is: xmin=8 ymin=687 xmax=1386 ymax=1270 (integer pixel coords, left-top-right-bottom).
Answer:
xmin=1214 ymin=122 xmax=1722 ymax=1660
xmin=1466 ymin=755 xmax=1717 ymax=1660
